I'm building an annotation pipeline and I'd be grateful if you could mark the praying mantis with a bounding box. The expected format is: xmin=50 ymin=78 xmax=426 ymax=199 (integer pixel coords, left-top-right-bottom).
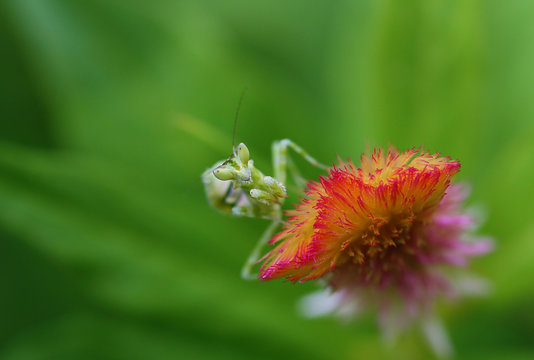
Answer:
xmin=201 ymin=95 xmax=329 ymax=279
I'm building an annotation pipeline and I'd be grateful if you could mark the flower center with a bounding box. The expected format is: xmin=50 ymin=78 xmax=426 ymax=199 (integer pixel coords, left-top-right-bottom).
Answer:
xmin=343 ymin=213 xmax=416 ymax=265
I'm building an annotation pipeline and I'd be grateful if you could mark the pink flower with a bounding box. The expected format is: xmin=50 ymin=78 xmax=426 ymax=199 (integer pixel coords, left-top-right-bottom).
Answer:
xmin=258 ymin=147 xmax=492 ymax=356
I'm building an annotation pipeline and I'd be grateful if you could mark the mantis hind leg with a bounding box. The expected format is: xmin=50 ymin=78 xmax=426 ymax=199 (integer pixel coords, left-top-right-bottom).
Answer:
xmin=286 ymin=156 xmax=309 ymax=192
xmin=241 ymin=219 xmax=281 ymax=280
xmin=272 ymin=139 xmax=329 ymax=190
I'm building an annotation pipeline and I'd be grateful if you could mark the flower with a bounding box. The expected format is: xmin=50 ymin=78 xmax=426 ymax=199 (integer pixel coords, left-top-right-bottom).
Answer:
xmin=258 ymin=147 xmax=492 ymax=355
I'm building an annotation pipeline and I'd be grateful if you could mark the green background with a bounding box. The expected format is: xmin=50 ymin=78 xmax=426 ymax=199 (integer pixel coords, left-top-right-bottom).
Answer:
xmin=1 ymin=1 xmax=533 ymax=359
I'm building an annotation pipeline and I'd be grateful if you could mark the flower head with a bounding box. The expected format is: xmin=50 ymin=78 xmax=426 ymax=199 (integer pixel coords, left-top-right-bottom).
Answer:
xmin=258 ymin=147 xmax=492 ymax=350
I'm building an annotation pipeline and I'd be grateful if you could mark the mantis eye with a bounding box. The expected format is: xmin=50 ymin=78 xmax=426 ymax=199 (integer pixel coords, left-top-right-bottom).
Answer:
xmin=237 ymin=143 xmax=250 ymax=164
xmin=213 ymin=166 xmax=235 ymax=181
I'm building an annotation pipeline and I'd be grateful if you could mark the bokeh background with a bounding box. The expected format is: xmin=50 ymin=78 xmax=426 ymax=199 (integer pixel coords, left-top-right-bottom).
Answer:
xmin=1 ymin=1 xmax=533 ymax=359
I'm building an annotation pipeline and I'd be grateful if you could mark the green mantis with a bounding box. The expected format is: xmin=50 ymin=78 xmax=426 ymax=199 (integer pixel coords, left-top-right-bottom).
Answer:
xmin=202 ymin=138 xmax=328 ymax=279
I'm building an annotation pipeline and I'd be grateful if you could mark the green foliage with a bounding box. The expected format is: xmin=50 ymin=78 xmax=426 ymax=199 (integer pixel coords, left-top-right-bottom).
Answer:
xmin=1 ymin=0 xmax=533 ymax=358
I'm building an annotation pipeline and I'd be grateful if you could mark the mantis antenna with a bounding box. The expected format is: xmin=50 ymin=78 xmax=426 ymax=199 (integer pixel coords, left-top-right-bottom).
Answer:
xmin=232 ymin=87 xmax=248 ymax=154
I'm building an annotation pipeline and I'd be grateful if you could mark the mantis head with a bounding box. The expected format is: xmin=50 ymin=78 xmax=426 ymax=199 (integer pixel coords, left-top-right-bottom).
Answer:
xmin=213 ymin=143 xmax=252 ymax=183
